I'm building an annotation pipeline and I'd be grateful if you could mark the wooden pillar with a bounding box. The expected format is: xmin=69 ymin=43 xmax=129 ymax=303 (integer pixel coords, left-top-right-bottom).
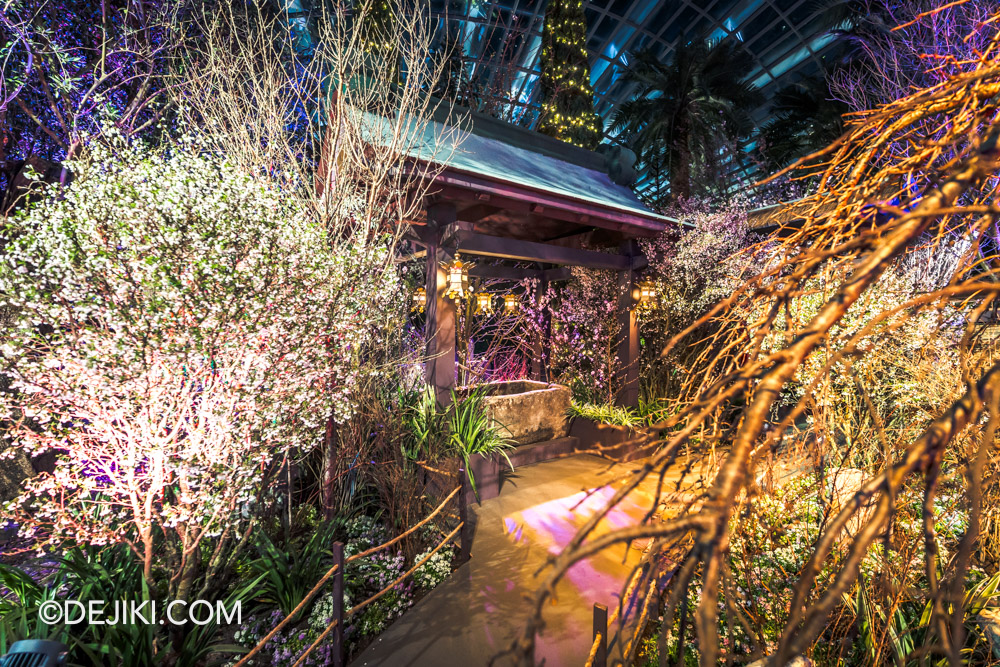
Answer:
xmin=592 ymin=602 xmax=608 ymax=667
xmin=616 ymin=240 xmax=640 ymax=408
xmin=530 ymin=279 xmax=551 ymax=382
xmin=423 ymin=203 xmax=458 ymax=405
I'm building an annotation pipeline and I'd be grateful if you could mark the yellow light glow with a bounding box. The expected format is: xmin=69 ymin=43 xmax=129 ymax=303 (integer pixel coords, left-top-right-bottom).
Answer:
xmin=442 ymin=256 xmax=471 ymax=300
xmin=475 ymin=291 xmax=494 ymax=315
xmin=412 ymin=286 xmax=427 ymax=312
xmin=503 ymin=293 xmax=518 ymax=315
xmin=636 ymin=278 xmax=657 ymax=312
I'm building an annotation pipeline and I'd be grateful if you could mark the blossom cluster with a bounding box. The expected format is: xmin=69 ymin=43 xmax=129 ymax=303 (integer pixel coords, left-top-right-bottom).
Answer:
xmin=342 ymin=515 xmax=414 ymax=643
xmin=413 ymin=545 xmax=455 ymax=590
xmin=0 ymin=134 xmax=400 ymax=569
xmin=233 ymin=609 xmax=336 ymax=666
xmin=521 ymin=268 xmax=623 ymax=404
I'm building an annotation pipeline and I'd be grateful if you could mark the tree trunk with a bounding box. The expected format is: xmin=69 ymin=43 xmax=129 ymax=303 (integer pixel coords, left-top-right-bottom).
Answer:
xmin=321 ymin=416 xmax=338 ymax=520
xmin=671 ymin=114 xmax=692 ymax=201
xmin=175 ymin=552 xmax=198 ymax=603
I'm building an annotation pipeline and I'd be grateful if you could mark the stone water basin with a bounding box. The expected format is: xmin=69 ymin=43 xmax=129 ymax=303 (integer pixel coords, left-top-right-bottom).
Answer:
xmin=458 ymin=380 xmax=571 ymax=445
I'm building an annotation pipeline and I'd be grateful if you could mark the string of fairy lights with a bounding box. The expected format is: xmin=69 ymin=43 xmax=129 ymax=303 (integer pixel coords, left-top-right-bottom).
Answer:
xmin=536 ymin=0 xmax=603 ymax=150
xmin=357 ymin=0 xmax=601 ymax=150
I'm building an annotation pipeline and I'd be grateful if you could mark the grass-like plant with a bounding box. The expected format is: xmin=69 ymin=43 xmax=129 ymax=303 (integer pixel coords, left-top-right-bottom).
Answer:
xmin=0 ymin=545 xmax=257 ymax=666
xmin=0 ymin=563 xmax=66 ymax=655
xmin=446 ymin=388 xmax=514 ymax=497
xmin=399 ymin=387 xmax=448 ymax=463
xmin=247 ymin=521 xmax=339 ymax=622
xmin=399 ymin=386 xmax=513 ymax=496
xmin=568 ymin=401 xmax=643 ymax=427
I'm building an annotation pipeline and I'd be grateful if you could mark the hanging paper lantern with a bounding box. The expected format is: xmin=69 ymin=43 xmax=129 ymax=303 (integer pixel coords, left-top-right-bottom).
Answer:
xmin=442 ymin=256 xmax=471 ymax=300
xmin=412 ymin=287 xmax=427 ymax=312
xmin=503 ymin=293 xmax=518 ymax=315
xmin=636 ymin=277 xmax=658 ymax=312
xmin=475 ymin=291 xmax=494 ymax=315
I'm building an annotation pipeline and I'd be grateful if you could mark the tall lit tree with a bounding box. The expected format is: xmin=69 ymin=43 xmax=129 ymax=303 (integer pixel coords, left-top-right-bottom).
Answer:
xmin=536 ymin=0 xmax=602 ymax=149
xmin=359 ymin=0 xmax=396 ymax=63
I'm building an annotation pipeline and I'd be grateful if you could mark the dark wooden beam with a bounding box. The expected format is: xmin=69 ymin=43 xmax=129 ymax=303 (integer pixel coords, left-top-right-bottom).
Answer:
xmin=530 ymin=278 xmax=551 ymax=382
xmin=467 ymin=264 xmax=571 ymax=282
xmin=454 ymin=231 xmax=646 ymax=271
xmin=435 ymin=184 xmax=659 ymax=238
xmin=428 ymin=184 xmax=671 ymax=239
xmin=431 ymin=169 xmax=673 ymax=234
xmin=541 ymin=267 xmax=573 ymax=282
xmin=542 ymin=228 xmax=597 ymax=244
xmin=456 ymin=202 xmax=502 ymax=222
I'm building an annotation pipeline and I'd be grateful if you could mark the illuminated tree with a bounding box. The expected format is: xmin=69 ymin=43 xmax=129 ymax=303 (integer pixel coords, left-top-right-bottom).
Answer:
xmin=503 ymin=3 xmax=1000 ymax=663
xmin=536 ymin=0 xmax=602 ymax=149
xmin=173 ymin=0 xmax=459 ymax=520
xmin=0 ymin=136 xmax=400 ymax=601
xmin=359 ymin=0 xmax=398 ymax=81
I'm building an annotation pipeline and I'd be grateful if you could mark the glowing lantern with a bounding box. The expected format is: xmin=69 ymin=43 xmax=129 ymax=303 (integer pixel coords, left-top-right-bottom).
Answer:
xmin=412 ymin=287 xmax=427 ymax=312
xmin=475 ymin=291 xmax=494 ymax=315
xmin=502 ymin=293 xmax=518 ymax=315
xmin=442 ymin=256 xmax=471 ymax=300
xmin=636 ymin=277 xmax=658 ymax=312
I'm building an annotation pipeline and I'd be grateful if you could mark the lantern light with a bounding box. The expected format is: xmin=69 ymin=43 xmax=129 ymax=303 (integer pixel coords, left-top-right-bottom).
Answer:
xmin=475 ymin=291 xmax=494 ymax=315
xmin=502 ymin=293 xmax=518 ymax=315
xmin=636 ymin=277 xmax=658 ymax=312
xmin=443 ymin=256 xmax=471 ymax=300
xmin=412 ymin=287 xmax=427 ymax=312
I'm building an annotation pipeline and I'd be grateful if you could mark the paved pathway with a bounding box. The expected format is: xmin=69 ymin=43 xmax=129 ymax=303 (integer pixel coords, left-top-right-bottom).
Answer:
xmin=352 ymin=453 xmax=713 ymax=667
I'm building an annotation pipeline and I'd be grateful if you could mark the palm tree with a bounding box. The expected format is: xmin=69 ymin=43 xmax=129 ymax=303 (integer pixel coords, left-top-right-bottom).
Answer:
xmin=610 ymin=38 xmax=762 ymax=204
xmin=759 ymin=75 xmax=848 ymax=172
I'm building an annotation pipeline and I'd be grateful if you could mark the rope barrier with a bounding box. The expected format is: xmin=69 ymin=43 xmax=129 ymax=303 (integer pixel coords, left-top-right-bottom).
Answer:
xmin=233 ymin=562 xmax=341 ymax=667
xmin=240 ymin=486 xmax=465 ymax=666
xmin=584 ymin=632 xmax=603 ymax=667
xmin=414 ymin=460 xmax=456 ymax=477
xmin=346 ymin=522 xmax=463 ymax=618
xmin=346 ymin=486 xmax=460 ymax=563
xmin=289 ymin=522 xmax=464 ymax=666
xmin=607 ymin=559 xmax=645 ymax=629
xmin=290 ymin=619 xmax=338 ymax=667
xmin=620 ymin=576 xmax=660 ymax=662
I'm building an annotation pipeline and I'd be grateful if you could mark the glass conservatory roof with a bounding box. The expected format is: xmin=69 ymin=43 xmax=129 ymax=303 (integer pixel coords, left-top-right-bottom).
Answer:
xmin=426 ymin=0 xmax=845 ymax=190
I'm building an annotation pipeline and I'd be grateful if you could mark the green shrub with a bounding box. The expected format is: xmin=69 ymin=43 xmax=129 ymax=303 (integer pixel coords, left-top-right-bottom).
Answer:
xmin=653 ymin=475 xmax=1000 ymax=664
xmin=568 ymin=401 xmax=643 ymax=427
xmin=0 ymin=545 xmax=255 ymax=666
xmin=247 ymin=521 xmax=339 ymax=621
xmin=446 ymin=388 xmax=513 ymax=491
xmin=399 ymin=387 xmax=447 ymax=462
xmin=398 ymin=386 xmax=513 ymax=496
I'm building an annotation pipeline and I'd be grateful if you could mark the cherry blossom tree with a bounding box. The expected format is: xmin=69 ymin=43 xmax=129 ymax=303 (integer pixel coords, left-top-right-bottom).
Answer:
xmin=0 ymin=133 xmax=399 ymax=599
